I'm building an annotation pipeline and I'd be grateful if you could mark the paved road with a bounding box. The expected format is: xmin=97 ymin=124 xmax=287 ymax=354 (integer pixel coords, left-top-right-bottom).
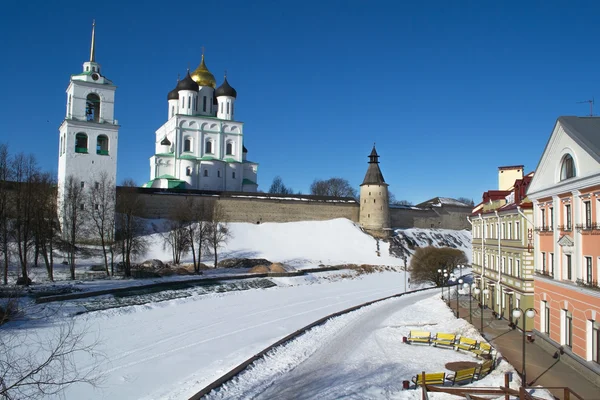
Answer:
xmin=253 ymin=291 xmax=435 ymax=399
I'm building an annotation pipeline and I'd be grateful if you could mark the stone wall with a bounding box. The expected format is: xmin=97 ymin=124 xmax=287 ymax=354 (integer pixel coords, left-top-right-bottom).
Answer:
xmin=120 ymin=187 xmax=470 ymax=230
xmin=390 ymin=205 xmax=471 ymax=230
xmin=128 ymin=188 xmax=360 ymax=223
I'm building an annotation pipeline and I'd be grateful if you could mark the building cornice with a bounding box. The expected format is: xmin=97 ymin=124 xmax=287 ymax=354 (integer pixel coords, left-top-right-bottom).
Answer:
xmin=534 ymin=275 xmax=600 ymax=300
xmin=528 ymin=174 xmax=600 ymax=200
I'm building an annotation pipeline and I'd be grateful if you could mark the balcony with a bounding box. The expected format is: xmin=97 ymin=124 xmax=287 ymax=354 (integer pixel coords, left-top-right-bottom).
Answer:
xmin=535 ymin=269 xmax=554 ymax=279
xmin=575 ymin=222 xmax=600 ymax=233
xmin=96 ymin=150 xmax=109 ymax=156
xmin=576 ymin=278 xmax=600 ymax=291
xmin=557 ymin=224 xmax=572 ymax=232
xmin=534 ymin=226 xmax=553 ymax=235
xmin=75 ymin=147 xmax=88 ymax=154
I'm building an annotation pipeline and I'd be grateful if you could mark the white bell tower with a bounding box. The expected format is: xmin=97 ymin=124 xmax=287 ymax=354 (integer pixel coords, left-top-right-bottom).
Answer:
xmin=57 ymin=21 xmax=119 ymax=226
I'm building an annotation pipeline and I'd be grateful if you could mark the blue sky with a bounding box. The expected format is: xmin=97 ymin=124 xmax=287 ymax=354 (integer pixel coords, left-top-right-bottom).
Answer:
xmin=0 ymin=0 xmax=598 ymax=205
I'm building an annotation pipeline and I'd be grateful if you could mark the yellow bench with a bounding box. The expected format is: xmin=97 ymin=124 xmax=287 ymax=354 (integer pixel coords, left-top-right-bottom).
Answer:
xmin=454 ymin=337 xmax=477 ymax=351
xmin=471 ymin=342 xmax=492 ymax=357
xmin=432 ymin=332 xmax=456 ymax=347
xmin=446 ymin=367 xmax=477 ymax=385
xmin=476 ymin=359 xmax=494 ymax=379
xmin=411 ymin=371 xmax=446 ymax=387
xmin=407 ymin=330 xmax=431 ymax=345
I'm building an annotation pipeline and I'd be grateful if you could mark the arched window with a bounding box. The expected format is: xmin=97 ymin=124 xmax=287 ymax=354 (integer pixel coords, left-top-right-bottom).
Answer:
xmin=560 ymin=154 xmax=576 ymax=180
xmin=226 ymin=142 xmax=233 ymax=155
xmin=227 ymin=102 xmax=230 ymax=114
xmin=186 ymin=167 xmax=192 ymax=176
xmin=184 ymin=137 xmax=191 ymax=152
xmin=217 ymin=170 xmax=221 ymax=178
xmin=205 ymin=140 xmax=213 ymax=154
xmin=86 ymin=93 xmax=100 ymax=122
xmin=203 ymin=169 xmax=208 ymax=177
xmin=75 ymin=133 xmax=88 ymax=153
xmin=203 ymin=96 xmax=207 ymax=112
xmin=96 ymin=135 xmax=109 ymax=155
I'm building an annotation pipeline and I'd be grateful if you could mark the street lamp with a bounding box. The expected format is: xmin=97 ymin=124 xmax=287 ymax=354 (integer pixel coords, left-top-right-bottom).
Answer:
xmin=443 ymin=271 xmax=449 ymax=301
xmin=464 ymin=282 xmax=474 ymax=323
xmin=456 ymin=278 xmax=463 ymax=318
xmin=438 ymin=269 xmax=445 ymax=299
xmin=512 ymin=307 xmax=536 ymax=388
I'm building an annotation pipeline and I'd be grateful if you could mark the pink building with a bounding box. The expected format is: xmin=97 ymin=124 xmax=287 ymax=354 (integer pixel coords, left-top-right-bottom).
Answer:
xmin=527 ymin=116 xmax=600 ymax=373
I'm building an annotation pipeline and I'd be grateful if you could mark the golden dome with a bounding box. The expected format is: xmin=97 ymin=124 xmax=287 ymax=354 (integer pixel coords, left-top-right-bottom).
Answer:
xmin=191 ymin=54 xmax=216 ymax=88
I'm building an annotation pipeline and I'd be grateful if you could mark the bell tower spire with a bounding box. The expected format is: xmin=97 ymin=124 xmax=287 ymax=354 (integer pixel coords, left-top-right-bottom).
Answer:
xmin=90 ymin=20 xmax=96 ymax=62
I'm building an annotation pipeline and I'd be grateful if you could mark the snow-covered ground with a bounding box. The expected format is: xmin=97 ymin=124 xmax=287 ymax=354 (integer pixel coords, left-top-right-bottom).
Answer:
xmin=4 ymin=218 xmax=520 ymax=400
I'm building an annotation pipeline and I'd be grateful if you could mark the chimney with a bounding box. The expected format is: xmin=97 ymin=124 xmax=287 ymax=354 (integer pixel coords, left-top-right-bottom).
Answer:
xmin=498 ymin=165 xmax=524 ymax=191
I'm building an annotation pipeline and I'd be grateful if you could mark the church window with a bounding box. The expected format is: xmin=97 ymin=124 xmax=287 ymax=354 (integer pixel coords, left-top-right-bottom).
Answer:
xmin=203 ymin=96 xmax=207 ymax=112
xmin=186 ymin=167 xmax=192 ymax=176
xmin=560 ymin=154 xmax=576 ymax=180
xmin=86 ymin=66 xmax=89 ymax=71
xmin=226 ymin=142 xmax=233 ymax=155
xmin=75 ymin=133 xmax=88 ymax=153
xmin=232 ymin=172 xmax=236 ymax=179
xmin=96 ymin=135 xmax=109 ymax=155
xmin=227 ymin=102 xmax=230 ymax=114
xmin=203 ymin=169 xmax=208 ymax=177
xmin=220 ymin=102 xmax=223 ymax=113
xmin=184 ymin=137 xmax=192 ymax=152
xmin=205 ymin=140 xmax=213 ymax=154
xmin=85 ymin=93 xmax=101 ymax=122
xmin=188 ymin=96 xmax=191 ymax=109
xmin=217 ymin=170 xmax=221 ymax=178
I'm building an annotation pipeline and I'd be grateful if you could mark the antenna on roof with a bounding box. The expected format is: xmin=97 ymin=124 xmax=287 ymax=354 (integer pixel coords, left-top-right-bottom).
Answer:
xmin=576 ymin=97 xmax=594 ymax=116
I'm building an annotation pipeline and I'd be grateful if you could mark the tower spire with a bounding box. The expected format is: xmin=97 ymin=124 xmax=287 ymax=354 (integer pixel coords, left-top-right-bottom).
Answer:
xmin=90 ymin=20 xmax=96 ymax=62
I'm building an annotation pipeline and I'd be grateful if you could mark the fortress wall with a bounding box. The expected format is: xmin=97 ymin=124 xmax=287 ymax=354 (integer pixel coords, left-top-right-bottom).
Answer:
xmin=118 ymin=188 xmax=470 ymax=230
xmin=130 ymin=189 xmax=360 ymax=223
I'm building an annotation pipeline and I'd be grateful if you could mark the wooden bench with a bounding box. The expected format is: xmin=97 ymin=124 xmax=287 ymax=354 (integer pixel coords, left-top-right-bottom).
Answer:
xmin=432 ymin=332 xmax=456 ymax=347
xmin=471 ymin=342 xmax=492 ymax=357
xmin=475 ymin=359 xmax=494 ymax=379
xmin=407 ymin=330 xmax=431 ymax=345
xmin=454 ymin=337 xmax=477 ymax=351
xmin=446 ymin=367 xmax=477 ymax=385
xmin=411 ymin=371 xmax=446 ymax=387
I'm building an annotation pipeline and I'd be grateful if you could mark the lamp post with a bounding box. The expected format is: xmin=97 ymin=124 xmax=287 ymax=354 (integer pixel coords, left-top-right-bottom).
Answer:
xmin=512 ymin=307 xmax=536 ymax=388
xmin=447 ymin=274 xmax=455 ymax=305
xmin=438 ymin=269 xmax=447 ymax=300
xmin=443 ymin=271 xmax=449 ymax=301
xmin=464 ymin=282 xmax=474 ymax=323
xmin=456 ymin=278 xmax=463 ymax=318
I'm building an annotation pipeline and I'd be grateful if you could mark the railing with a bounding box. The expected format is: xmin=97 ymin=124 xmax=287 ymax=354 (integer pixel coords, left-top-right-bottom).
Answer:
xmin=575 ymin=222 xmax=600 ymax=232
xmin=96 ymin=150 xmax=109 ymax=156
xmin=75 ymin=147 xmax=88 ymax=154
xmin=557 ymin=224 xmax=572 ymax=232
xmin=575 ymin=278 xmax=600 ymax=291
xmin=534 ymin=226 xmax=552 ymax=232
xmin=535 ymin=269 xmax=554 ymax=279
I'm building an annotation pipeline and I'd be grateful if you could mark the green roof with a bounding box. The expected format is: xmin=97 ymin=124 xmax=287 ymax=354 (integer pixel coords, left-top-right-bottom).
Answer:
xmin=224 ymin=157 xmax=241 ymax=163
xmin=200 ymin=156 xmax=217 ymax=161
xmin=179 ymin=154 xmax=199 ymax=160
xmin=242 ymin=179 xmax=257 ymax=185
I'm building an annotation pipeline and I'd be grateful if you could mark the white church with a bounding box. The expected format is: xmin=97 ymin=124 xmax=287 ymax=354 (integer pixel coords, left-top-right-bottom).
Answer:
xmin=143 ymin=55 xmax=259 ymax=191
xmin=58 ymin=22 xmax=258 ymax=205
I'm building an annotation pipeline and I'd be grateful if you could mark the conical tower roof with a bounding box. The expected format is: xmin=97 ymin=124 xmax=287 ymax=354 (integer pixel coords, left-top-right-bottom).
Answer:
xmin=191 ymin=54 xmax=216 ymax=88
xmin=360 ymin=145 xmax=387 ymax=186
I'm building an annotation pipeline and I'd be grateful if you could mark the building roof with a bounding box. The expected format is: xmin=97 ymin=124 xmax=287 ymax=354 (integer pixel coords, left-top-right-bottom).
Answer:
xmin=558 ymin=116 xmax=600 ymax=157
xmin=416 ymin=197 xmax=472 ymax=208
xmin=360 ymin=146 xmax=387 ymax=186
xmin=215 ymin=76 xmax=237 ymax=98
xmin=177 ymin=71 xmax=199 ymax=92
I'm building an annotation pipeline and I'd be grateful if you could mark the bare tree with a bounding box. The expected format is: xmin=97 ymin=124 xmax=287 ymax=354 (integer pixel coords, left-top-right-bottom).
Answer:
xmin=115 ymin=179 xmax=147 ymax=277
xmin=87 ymin=172 xmax=116 ymax=276
xmin=180 ymin=198 xmax=213 ymax=273
xmin=456 ymin=197 xmax=475 ymax=207
xmin=157 ymin=218 xmax=190 ymax=265
xmin=268 ymin=176 xmax=294 ymax=194
xmin=410 ymin=246 xmax=468 ymax=286
xmin=32 ymin=172 xmax=59 ymax=281
xmin=0 ymin=143 xmax=11 ymax=285
xmin=10 ymin=153 xmax=39 ymax=284
xmin=310 ymin=177 xmax=357 ymax=198
xmin=61 ymin=176 xmax=85 ymax=280
xmin=207 ymin=202 xmax=231 ymax=268
xmin=1 ymin=290 xmax=104 ymax=399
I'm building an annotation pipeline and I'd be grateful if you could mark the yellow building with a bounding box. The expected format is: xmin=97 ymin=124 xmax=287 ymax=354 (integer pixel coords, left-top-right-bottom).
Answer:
xmin=470 ymin=166 xmax=536 ymax=330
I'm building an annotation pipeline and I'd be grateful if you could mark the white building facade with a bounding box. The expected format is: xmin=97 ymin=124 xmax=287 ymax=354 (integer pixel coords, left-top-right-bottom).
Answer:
xmin=145 ymin=55 xmax=258 ymax=191
xmin=57 ymin=22 xmax=119 ymax=224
